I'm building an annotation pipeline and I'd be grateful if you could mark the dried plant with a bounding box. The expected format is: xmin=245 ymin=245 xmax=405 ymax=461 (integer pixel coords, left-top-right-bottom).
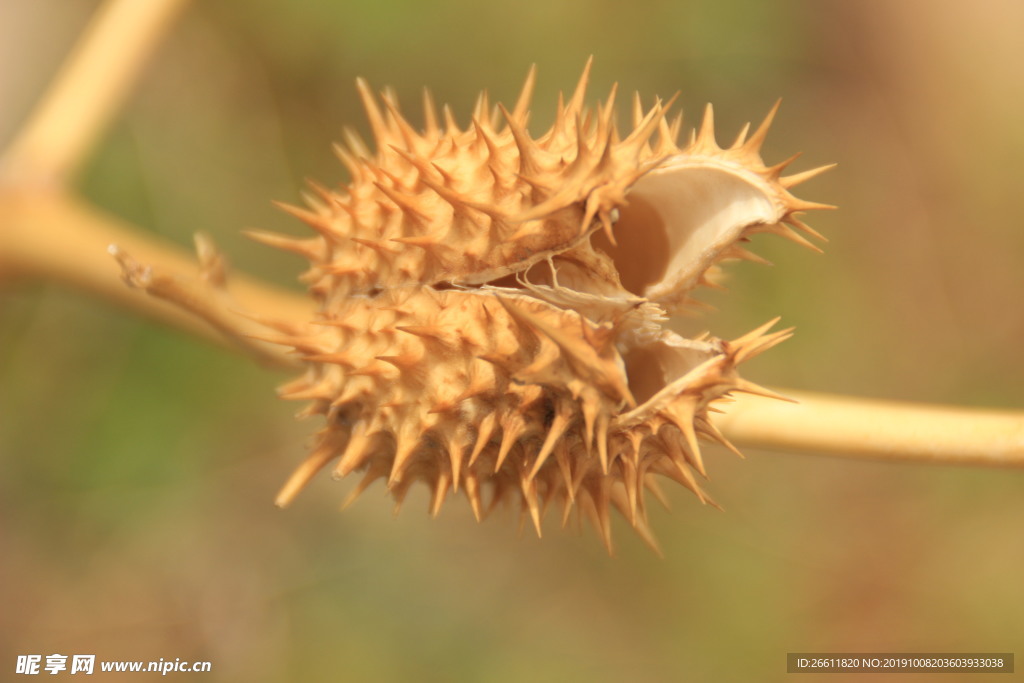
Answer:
xmin=2 ymin=0 xmax=1021 ymax=553
xmin=237 ymin=61 xmax=837 ymax=550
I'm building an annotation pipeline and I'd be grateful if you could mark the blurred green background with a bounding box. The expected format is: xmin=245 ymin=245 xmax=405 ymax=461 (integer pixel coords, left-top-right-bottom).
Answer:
xmin=2 ymin=1 xmax=1022 ymax=681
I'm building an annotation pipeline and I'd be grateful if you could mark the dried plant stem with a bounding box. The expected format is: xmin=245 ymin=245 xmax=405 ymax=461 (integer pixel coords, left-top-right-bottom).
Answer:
xmin=1 ymin=0 xmax=192 ymax=185
xmin=0 ymin=191 xmax=309 ymax=367
xmin=715 ymin=390 xmax=1024 ymax=467
xmin=108 ymin=241 xmax=303 ymax=369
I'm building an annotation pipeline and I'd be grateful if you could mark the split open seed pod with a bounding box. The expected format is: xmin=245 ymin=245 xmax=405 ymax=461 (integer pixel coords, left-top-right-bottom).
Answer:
xmin=254 ymin=59 xmax=834 ymax=552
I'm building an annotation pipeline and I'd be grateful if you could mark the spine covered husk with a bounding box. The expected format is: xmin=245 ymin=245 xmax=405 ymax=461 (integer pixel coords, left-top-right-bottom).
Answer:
xmin=261 ymin=59 xmax=833 ymax=551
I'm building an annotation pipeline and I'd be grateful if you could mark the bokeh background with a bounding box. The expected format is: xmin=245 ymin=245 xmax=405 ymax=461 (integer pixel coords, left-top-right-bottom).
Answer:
xmin=2 ymin=1 xmax=1022 ymax=681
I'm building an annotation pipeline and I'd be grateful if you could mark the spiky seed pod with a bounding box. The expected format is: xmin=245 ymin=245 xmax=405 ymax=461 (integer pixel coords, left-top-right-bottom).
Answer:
xmin=258 ymin=59 xmax=833 ymax=552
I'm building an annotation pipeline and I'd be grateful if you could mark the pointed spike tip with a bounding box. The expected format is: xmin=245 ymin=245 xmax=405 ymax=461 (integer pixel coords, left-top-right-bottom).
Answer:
xmin=744 ymin=98 xmax=782 ymax=154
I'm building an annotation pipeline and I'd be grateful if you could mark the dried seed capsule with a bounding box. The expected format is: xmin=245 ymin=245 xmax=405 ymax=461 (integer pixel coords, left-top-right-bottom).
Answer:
xmin=263 ymin=59 xmax=833 ymax=552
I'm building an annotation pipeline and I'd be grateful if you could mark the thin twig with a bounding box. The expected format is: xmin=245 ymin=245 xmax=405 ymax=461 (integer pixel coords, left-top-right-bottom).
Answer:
xmin=0 ymin=0 xmax=191 ymax=185
xmin=0 ymin=190 xmax=311 ymax=367
xmin=109 ymin=239 xmax=301 ymax=369
xmin=714 ymin=390 xmax=1024 ymax=467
